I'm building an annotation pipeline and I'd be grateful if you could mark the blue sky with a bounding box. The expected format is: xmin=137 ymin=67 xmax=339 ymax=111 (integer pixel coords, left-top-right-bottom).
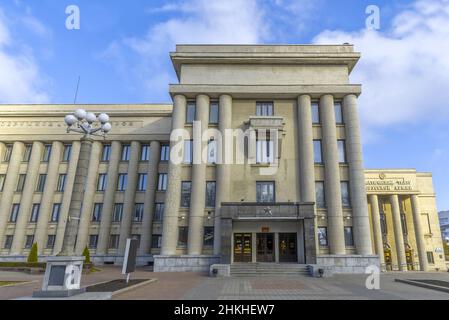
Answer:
xmin=0 ymin=0 xmax=448 ymax=210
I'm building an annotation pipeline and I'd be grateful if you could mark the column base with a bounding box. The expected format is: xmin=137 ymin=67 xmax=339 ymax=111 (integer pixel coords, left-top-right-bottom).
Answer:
xmin=153 ymin=255 xmax=221 ymax=272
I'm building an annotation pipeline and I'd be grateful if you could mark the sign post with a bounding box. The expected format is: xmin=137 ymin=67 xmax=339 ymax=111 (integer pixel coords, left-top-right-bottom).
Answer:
xmin=122 ymin=238 xmax=138 ymax=283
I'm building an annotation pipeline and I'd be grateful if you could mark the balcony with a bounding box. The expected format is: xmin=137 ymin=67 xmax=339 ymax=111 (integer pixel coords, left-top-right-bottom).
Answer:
xmin=221 ymin=202 xmax=315 ymax=220
xmin=245 ymin=116 xmax=285 ymax=133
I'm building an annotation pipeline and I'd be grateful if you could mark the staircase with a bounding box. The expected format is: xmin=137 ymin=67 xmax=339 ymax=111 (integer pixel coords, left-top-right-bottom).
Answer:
xmin=230 ymin=263 xmax=310 ymax=277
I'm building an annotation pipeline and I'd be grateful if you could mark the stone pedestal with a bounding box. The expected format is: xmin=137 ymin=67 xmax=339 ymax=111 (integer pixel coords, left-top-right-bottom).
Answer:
xmin=153 ymin=255 xmax=220 ymax=272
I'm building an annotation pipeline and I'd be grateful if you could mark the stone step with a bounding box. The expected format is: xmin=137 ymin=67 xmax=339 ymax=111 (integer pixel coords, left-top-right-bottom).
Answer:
xmin=230 ymin=263 xmax=311 ymax=277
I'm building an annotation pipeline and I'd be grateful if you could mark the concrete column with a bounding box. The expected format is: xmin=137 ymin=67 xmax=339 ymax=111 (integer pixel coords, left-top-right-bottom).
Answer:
xmin=214 ymin=94 xmax=232 ymax=255
xmin=11 ymin=142 xmax=44 ymax=254
xmin=411 ymin=195 xmax=429 ymax=271
xmin=118 ymin=141 xmax=141 ymax=253
xmin=0 ymin=142 xmax=25 ymax=248
xmin=161 ymin=95 xmax=186 ymax=255
xmin=369 ymin=194 xmax=385 ymax=270
xmin=140 ymin=140 xmax=161 ymax=255
xmin=390 ymin=194 xmax=407 ymax=271
xmin=74 ymin=141 xmax=102 ymax=254
xmin=343 ymin=95 xmax=373 ymax=255
xmin=320 ymin=94 xmax=345 ymax=254
xmin=96 ymin=141 xmax=121 ymax=255
xmin=35 ymin=141 xmax=63 ymax=254
xmin=188 ymin=94 xmax=209 ymax=255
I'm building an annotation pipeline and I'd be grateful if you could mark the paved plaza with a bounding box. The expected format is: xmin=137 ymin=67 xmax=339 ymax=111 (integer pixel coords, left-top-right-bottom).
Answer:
xmin=0 ymin=266 xmax=448 ymax=300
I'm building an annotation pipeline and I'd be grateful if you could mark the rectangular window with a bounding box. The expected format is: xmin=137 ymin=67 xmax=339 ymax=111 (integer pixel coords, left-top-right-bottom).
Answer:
xmin=186 ymin=102 xmax=196 ymax=124
xmin=30 ymin=204 xmax=40 ymax=223
xmin=57 ymin=174 xmax=66 ymax=192
xmin=63 ymin=144 xmax=72 ymax=162
xmin=209 ymin=102 xmax=219 ymax=124
xmin=401 ymin=213 xmax=408 ymax=235
xmin=205 ymin=181 xmax=216 ymax=208
xmin=181 ymin=181 xmax=192 ymax=208
xmin=256 ymin=138 xmax=274 ymax=164
xmin=0 ymin=174 xmax=6 ymax=192
xmin=109 ymin=235 xmax=119 ymax=249
xmin=113 ymin=203 xmax=123 ymax=222
xmin=137 ymin=173 xmax=147 ymax=191
xmin=133 ymin=203 xmax=144 ymax=222
xmin=42 ymin=144 xmax=52 ymax=162
xmin=102 ymin=144 xmax=111 ymax=162
xmin=207 ymin=139 xmax=217 ymax=164
xmin=89 ymin=235 xmax=98 ymax=249
xmin=36 ymin=174 xmax=47 ymax=192
xmin=16 ymin=174 xmax=26 ymax=192
xmin=318 ymin=227 xmax=328 ymax=246
xmin=23 ymin=144 xmax=32 ymax=162
xmin=131 ymin=234 xmax=141 ymax=248
xmin=97 ymin=173 xmax=108 ymax=191
xmin=338 ymin=140 xmax=347 ymax=163
xmin=315 ymin=181 xmax=325 ymax=208
xmin=177 ymin=227 xmax=188 ymax=247
xmin=341 ymin=182 xmax=351 ymax=208
xmin=46 ymin=235 xmax=56 ymax=249
xmin=117 ymin=173 xmax=127 ymax=191
xmin=427 ymin=251 xmax=435 ymax=264
xmin=51 ymin=204 xmax=61 ymax=222
xmin=25 ymin=235 xmax=34 ymax=249
xmin=3 ymin=144 xmax=13 ymax=162
xmin=151 ymin=235 xmax=162 ymax=248
xmin=154 ymin=203 xmax=165 ymax=222
xmin=256 ymin=101 xmax=274 ymax=116
xmin=141 ymin=145 xmax=151 ymax=161
xmin=4 ymin=235 xmax=13 ymax=249
xmin=92 ymin=203 xmax=103 ymax=222
xmin=203 ymin=226 xmax=214 ymax=246
xmin=10 ymin=204 xmax=20 ymax=222
xmin=334 ymin=102 xmax=343 ymax=124
xmin=121 ymin=144 xmax=131 ymax=161
xmin=183 ymin=140 xmax=193 ymax=164
xmin=344 ymin=227 xmax=354 ymax=247
xmin=256 ymin=182 xmax=275 ymax=203
xmin=424 ymin=213 xmax=432 ymax=234
xmin=157 ymin=173 xmax=167 ymax=191
xmin=160 ymin=145 xmax=169 ymax=161
xmin=313 ymin=140 xmax=323 ymax=163
xmin=311 ymin=102 xmax=320 ymax=124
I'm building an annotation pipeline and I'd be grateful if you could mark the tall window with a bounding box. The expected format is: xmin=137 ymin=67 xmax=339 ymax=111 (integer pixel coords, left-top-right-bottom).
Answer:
xmin=205 ymin=181 xmax=216 ymax=208
xmin=341 ymin=182 xmax=351 ymax=207
xmin=318 ymin=227 xmax=328 ymax=246
xmin=57 ymin=174 xmax=66 ymax=192
xmin=256 ymin=102 xmax=274 ymax=116
xmin=401 ymin=213 xmax=408 ymax=235
xmin=181 ymin=181 xmax=192 ymax=207
xmin=256 ymin=182 xmax=275 ymax=203
xmin=334 ymin=102 xmax=343 ymax=124
xmin=10 ymin=204 xmax=20 ymax=222
xmin=113 ymin=203 xmax=123 ymax=222
xmin=36 ymin=174 xmax=46 ymax=192
xmin=117 ymin=173 xmax=127 ymax=191
xmin=207 ymin=139 xmax=217 ymax=164
xmin=313 ymin=140 xmax=323 ymax=163
xmin=131 ymin=234 xmax=141 ymax=248
xmin=47 ymin=235 xmax=56 ymax=249
xmin=151 ymin=235 xmax=162 ymax=248
xmin=3 ymin=144 xmax=13 ymax=162
xmin=209 ymin=102 xmax=219 ymax=124
xmin=160 ymin=145 xmax=169 ymax=161
xmin=63 ymin=144 xmax=72 ymax=162
xmin=344 ymin=227 xmax=354 ymax=246
xmin=203 ymin=226 xmax=214 ymax=246
xmin=42 ymin=144 xmax=52 ymax=162
xmin=177 ymin=227 xmax=188 ymax=247
xmin=16 ymin=174 xmax=26 ymax=192
xmin=256 ymin=135 xmax=274 ymax=164
xmin=97 ymin=173 xmax=108 ymax=191
xmin=121 ymin=144 xmax=131 ymax=161
xmin=133 ymin=203 xmax=144 ymax=222
xmin=92 ymin=203 xmax=103 ymax=222
xmin=102 ymin=144 xmax=111 ymax=162
xmin=427 ymin=251 xmax=435 ymax=264
xmin=315 ymin=181 xmax=325 ymax=208
xmin=23 ymin=144 xmax=32 ymax=162
xmin=0 ymin=174 xmax=5 ymax=192
xmin=30 ymin=204 xmax=40 ymax=222
xmin=141 ymin=145 xmax=151 ymax=161
xmin=186 ymin=102 xmax=196 ymax=124
xmin=137 ymin=173 xmax=147 ymax=191
xmin=89 ymin=235 xmax=98 ymax=248
xmin=25 ymin=235 xmax=34 ymax=249
xmin=154 ymin=203 xmax=164 ymax=221
xmin=51 ymin=204 xmax=61 ymax=222
xmin=4 ymin=235 xmax=13 ymax=249
xmin=337 ymin=140 xmax=347 ymax=163
xmin=109 ymin=235 xmax=119 ymax=249
xmin=183 ymin=140 xmax=193 ymax=164
xmin=311 ymin=102 xmax=320 ymax=124
xmin=157 ymin=173 xmax=167 ymax=191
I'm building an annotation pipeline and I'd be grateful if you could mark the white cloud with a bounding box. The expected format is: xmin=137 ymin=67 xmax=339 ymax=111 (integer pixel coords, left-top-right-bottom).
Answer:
xmin=313 ymin=0 xmax=449 ymax=142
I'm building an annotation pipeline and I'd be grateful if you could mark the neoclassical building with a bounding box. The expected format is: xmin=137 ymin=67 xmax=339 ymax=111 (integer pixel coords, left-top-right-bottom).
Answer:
xmin=0 ymin=45 xmax=445 ymax=273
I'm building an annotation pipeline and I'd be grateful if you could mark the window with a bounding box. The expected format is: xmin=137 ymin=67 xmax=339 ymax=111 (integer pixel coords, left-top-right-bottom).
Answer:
xmin=209 ymin=102 xmax=219 ymax=124
xmin=30 ymin=204 xmax=40 ymax=223
xmin=313 ymin=140 xmax=323 ymax=163
xmin=51 ymin=204 xmax=61 ymax=222
xmin=203 ymin=226 xmax=214 ymax=246
xmin=131 ymin=234 xmax=141 ymax=248
xmin=16 ymin=174 xmax=26 ymax=192
xmin=47 ymin=235 xmax=56 ymax=249
xmin=424 ymin=213 xmax=432 ymax=234
xmin=36 ymin=174 xmax=47 ymax=192
xmin=334 ymin=102 xmax=343 ymax=124
xmin=206 ymin=182 xmax=216 ymax=208
xmin=57 ymin=174 xmax=66 ymax=192
xmin=344 ymin=227 xmax=354 ymax=247
xmin=0 ymin=174 xmax=5 ymax=192
xmin=10 ymin=204 xmax=20 ymax=222
xmin=157 ymin=174 xmax=167 ymax=191
xmin=121 ymin=144 xmax=131 ymax=161
xmin=92 ymin=203 xmax=103 ymax=222
xmin=341 ymin=182 xmax=351 ymax=208
xmin=97 ymin=173 xmax=108 ymax=191
xmin=207 ymin=139 xmax=217 ymax=164
xmin=42 ymin=144 xmax=52 ymax=162
xmin=183 ymin=140 xmax=193 ymax=164
xmin=4 ymin=235 xmax=13 ymax=249
xmin=141 ymin=145 xmax=151 ymax=161
xmin=102 ymin=144 xmax=111 ymax=162
xmin=89 ymin=235 xmax=98 ymax=248
xmin=311 ymin=102 xmax=320 ymax=124
xmin=133 ymin=203 xmax=144 ymax=222
xmin=25 ymin=235 xmax=34 ymax=249
xmin=256 ymin=136 xmax=274 ymax=164
xmin=3 ymin=144 xmax=13 ymax=162
xmin=177 ymin=227 xmax=188 ymax=247
xmin=186 ymin=102 xmax=196 ymax=124
xmin=154 ymin=203 xmax=164 ymax=221
xmin=62 ymin=144 xmax=72 ymax=162
xmin=318 ymin=227 xmax=328 ymax=246
xmin=23 ymin=144 xmax=32 ymax=162
xmin=427 ymin=251 xmax=435 ymax=264
xmin=151 ymin=235 xmax=162 ymax=248
xmin=338 ymin=140 xmax=347 ymax=163
xmin=109 ymin=235 xmax=119 ymax=249
xmin=315 ymin=181 xmax=325 ymax=208
xmin=401 ymin=213 xmax=408 ymax=235
xmin=117 ymin=173 xmax=127 ymax=191
xmin=256 ymin=182 xmax=275 ymax=203
xmin=160 ymin=145 xmax=169 ymax=161
xmin=181 ymin=182 xmax=192 ymax=207
xmin=113 ymin=203 xmax=123 ymax=222
xmin=256 ymin=102 xmax=274 ymax=116
xmin=137 ymin=173 xmax=147 ymax=191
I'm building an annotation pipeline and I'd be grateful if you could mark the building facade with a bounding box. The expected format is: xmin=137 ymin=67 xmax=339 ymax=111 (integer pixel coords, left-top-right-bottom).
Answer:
xmin=438 ymin=211 xmax=449 ymax=249
xmin=0 ymin=45 xmax=445 ymax=273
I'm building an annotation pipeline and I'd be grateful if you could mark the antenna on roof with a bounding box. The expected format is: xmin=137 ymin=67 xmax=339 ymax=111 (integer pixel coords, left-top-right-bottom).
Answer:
xmin=73 ymin=76 xmax=81 ymax=104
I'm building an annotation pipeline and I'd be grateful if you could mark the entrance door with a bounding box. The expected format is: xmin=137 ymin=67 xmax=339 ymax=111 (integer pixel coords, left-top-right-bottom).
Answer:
xmin=234 ymin=233 xmax=252 ymax=263
xmin=279 ymin=233 xmax=298 ymax=263
xmin=256 ymin=233 xmax=275 ymax=262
